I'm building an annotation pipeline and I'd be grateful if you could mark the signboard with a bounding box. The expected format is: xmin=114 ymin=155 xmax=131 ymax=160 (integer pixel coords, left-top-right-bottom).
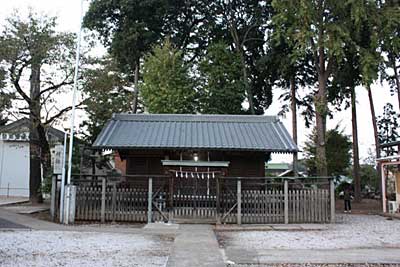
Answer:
xmin=53 ymin=144 xmax=64 ymax=174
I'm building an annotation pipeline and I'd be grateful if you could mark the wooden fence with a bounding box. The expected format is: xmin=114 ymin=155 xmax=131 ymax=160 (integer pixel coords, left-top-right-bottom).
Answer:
xmin=69 ymin=176 xmax=335 ymax=224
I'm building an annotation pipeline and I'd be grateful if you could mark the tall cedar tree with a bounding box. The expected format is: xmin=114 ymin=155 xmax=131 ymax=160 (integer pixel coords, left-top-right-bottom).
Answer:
xmin=141 ymin=40 xmax=196 ymax=114
xmin=272 ymin=0 xmax=380 ymax=176
xmin=0 ymin=13 xmax=77 ymax=203
xmin=198 ymin=42 xmax=246 ymax=114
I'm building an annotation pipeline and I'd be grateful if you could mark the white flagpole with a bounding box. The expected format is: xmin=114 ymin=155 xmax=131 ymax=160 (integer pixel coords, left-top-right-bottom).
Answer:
xmin=65 ymin=0 xmax=84 ymax=224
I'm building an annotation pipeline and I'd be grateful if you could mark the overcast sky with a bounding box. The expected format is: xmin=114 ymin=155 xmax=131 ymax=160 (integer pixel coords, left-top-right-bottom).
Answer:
xmin=1 ymin=0 xmax=398 ymax=163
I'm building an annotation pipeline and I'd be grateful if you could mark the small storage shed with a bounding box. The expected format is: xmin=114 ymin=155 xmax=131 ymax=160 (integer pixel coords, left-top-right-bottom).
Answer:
xmin=0 ymin=118 xmax=64 ymax=197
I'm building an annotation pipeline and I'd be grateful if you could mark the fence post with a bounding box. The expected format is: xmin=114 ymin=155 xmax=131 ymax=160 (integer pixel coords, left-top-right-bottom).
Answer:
xmin=147 ymin=177 xmax=153 ymax=223
xmin=284 ymin=179 xmax=289 ymax=224
xmin=112 ymin=182 xmax=116 ymax=223
xmin=330 ymin=178 xmax=336 ymax=223
xmin=237 ymin=179 xmax=241 ymax=225
xmin=101 ymin=177 xmax=106 ymax=223
xmin=50 ymin=175 xmax=57 ymax=221
xmin=216 ymin=176 xmax=221 ymax=224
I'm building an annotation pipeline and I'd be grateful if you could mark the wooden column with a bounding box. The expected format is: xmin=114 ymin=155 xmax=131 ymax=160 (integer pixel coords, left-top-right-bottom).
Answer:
xmin=101 ymin=177 xmax=106 ymax=223
xmin=216 ymin=176 xmax=221 ymax=224
xmin=284 ymin=179 xmax=289 ymax=224
xmin=330 ymin=178 xmax=336 ymax=223
xmin=169 ymin=176 xmax=174 ymax=222
xmin=237 ymin=179 xmax=242 ymax=225
xmin=50 ymin=174 xmax=57 ymax=221
xmin=147 ymin=177 xmax=153 ymax=223
xmin=112 ymin=182 xmax=117 ymax=223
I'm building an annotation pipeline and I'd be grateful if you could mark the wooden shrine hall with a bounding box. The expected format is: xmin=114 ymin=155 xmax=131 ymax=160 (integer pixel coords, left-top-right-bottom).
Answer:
xmin=67 ymin=113 xmax=334 ymax=224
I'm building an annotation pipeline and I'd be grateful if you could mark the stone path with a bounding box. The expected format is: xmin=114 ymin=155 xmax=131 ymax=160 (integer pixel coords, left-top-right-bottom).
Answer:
xmin=167 ymin=224 xmax=225 ymax=267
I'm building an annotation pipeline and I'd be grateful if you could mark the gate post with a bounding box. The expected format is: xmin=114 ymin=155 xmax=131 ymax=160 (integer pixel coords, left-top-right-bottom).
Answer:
xmin=330 ymin=178 xmax=336 ymax=223
xmin=50 ymin=174 xmax=57 ymax=221
xmin=112 ymin=182 xmax=116 ymax=223
xmin=216 ymin=176 xmax=221 ymax=224
xmin=284 ymin=179 xmax=289 ymax=224
xmin=147 ymin=177 xmax=153 ymax=223
xmin=101 ymin=177 xmax=106 ymax=223
xmin=237 ymin=179 xmax=242 ymax=225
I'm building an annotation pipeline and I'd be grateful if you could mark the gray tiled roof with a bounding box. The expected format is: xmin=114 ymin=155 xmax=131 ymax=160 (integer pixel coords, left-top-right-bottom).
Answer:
xmin=93 ymin=114 xmax=298 ymax=153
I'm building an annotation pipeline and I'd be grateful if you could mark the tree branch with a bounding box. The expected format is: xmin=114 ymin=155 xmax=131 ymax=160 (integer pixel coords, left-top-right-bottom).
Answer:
xmin=9 ymin=63 xmax=31 ymax=104
xmin=43 ymin=101 xmax=84 ymax=125
xmin=39 ymin=76 xmax=74 ymax=96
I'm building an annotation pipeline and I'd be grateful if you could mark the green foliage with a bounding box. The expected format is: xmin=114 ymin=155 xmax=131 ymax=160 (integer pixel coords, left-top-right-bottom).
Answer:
xmin=198 ymin=42 xmax=245 ymax=114
xmin=304 ymin=126 xmax=352 ymax=176
xmin=83 ymin=0 xmax=168 ymax=74
xmin=81 ymin=57 xmax=133 ymax=143
xmin=0 ymin=68 xmax=13 ymax=126
xmin=378 ymin=103 xmax=399 ymax=156
xmin=84 ymin=0 xmax=275 ymax=114
xmin=141 ymin=39 xmax=196 ymax=114
xmin=359 ymin=164 xmax=379 ymax=192
xmin=0 ymin=11 xmax=77 ymax=123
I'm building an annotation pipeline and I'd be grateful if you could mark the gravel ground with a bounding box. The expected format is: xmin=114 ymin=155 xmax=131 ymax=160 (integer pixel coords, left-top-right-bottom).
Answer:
xmin=229 ymin=264 xmax=400 ymax=267
xmin=0 ymin=230 xmax=173 ymax=267
xmin=218 ymin=215 xmax=400 ymax=250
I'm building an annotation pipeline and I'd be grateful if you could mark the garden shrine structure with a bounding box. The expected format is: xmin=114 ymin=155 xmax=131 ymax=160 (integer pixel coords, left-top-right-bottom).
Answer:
xmin=67 ymin=113 xmax=335 ymax=224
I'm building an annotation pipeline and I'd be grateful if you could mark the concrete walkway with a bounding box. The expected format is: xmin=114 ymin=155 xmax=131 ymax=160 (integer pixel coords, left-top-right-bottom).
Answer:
xmin=167 ymin=224 xmax=225 ymax=267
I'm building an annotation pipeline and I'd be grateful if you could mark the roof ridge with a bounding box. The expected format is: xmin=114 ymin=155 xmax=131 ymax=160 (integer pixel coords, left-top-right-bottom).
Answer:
xmin=112 ymin=113 xmax=279 ymax=123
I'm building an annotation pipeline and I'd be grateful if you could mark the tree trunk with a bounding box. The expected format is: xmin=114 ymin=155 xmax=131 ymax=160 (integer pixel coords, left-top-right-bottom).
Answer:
xmin=132 ymin=59 xmax=140 ymax=113
xmin=290 ymin=76 xmax=298 ymax=176
xmin=38 ymin=123 xmax=51 ymax=187
xmin=367 ymin=84 xmax=382 ymax=199
xmin=239 ymin=51 xmax=255 ymax=114
xmin=314 ymin=74 xmax=328 ymax=177
xmin=351 ymin=87 xmax=361 ymax=202
xmin=392 ymin=59 xmax=400 ymax=109
xmin=367 ymin=85 xmax=381 ymax=160
xmin=392 ymin=59 xmax=400 ymax=154
xmin=29 ymin=63 xmax=43 ymax=204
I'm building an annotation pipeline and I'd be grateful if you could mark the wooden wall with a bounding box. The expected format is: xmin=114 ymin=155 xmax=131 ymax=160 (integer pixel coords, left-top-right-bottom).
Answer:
xmin=117 ymin=149 xmax=265 ymax=177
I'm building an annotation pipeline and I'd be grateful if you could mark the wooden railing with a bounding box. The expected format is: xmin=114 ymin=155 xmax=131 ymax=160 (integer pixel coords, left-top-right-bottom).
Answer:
xmin=54 ymin=175 xmax=335 ymax=224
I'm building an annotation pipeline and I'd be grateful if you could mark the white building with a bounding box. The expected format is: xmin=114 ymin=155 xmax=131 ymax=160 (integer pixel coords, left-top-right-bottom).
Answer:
xmin=0 ymin=119 xmax=64 ymax=197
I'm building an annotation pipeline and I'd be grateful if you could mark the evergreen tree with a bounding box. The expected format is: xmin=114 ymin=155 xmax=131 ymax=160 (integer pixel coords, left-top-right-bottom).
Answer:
xmin=81 ymin=57 xmax=133 ymax=143
xmin=378 ymin=103 xmax=400 ymax=156
xmin=141 ymin=39 xmax=196 ymax=114
xmin=304 ymin=126 xmax=352 ymax=177
xmin=198 ymin=42 xmax=245 ymax=114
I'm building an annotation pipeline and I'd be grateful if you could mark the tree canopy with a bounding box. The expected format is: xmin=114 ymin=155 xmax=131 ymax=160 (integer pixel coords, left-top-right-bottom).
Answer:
xmin=304 ymin=126 xmax=352 ymax=177
xmin=141 ymin=40 xmax=196 ymax=114
xmin=0 ymin=12 xmax=78 ymax=202
xmin=198 ymin=42 xmax=245 ymax=114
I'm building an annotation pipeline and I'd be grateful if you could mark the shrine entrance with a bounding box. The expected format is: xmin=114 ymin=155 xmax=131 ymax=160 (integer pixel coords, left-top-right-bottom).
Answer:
xmin=162 ymin=160 xmax=228 ymax=223
xmin=169 ymin=170 xmax=219 ymax=222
